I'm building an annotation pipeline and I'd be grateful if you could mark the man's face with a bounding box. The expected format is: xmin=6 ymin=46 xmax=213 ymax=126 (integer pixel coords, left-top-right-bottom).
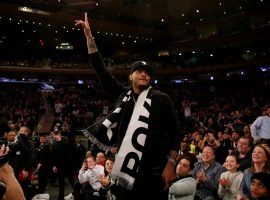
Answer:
xmin=7 ymin=131 xmax=16 ymax=142
xmin=250 ymin=179 xmax=270 ymax=199
xmin=231 ymin=132 xmax=240 ymax=141
xmin=176 ymin=159 xmax=190 ymax=177
xmin=130 ymin=69 xmax=151 ymax=92
xmin=202 ymin=146 xmax=215 ymax=163
xmin=180 ymin=141 xmax=189 ymax=153
xmin=96 ymin=152 xmax=106 ymax=165
xmin=243 ymin=125 xmax=250 ymax=134
xmin=39 ymin=136 xmax=47 ymax=144
xmin=223 ymin=132 xmax=230 ymax=140
xmin=237 ymin=138 xmax=251 ymax=154
xmin=53 ymin=134 xmax=61 ymax=141
xmin=19 ymin=127 xmax=29 ymax=136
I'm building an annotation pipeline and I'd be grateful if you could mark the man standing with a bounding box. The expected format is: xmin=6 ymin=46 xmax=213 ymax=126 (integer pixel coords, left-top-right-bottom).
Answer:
xmin=76 ymin=13 xmax=180 ymax=200
xmin=35 ymin=134 xmax=51 ymax=194
xmin=251 ymin=105 xmax=270 ymax=143
xmin=51 ymin=131 xmax=74 ymax=200
xmin=15 ymin=126 xmax=35 ymax=200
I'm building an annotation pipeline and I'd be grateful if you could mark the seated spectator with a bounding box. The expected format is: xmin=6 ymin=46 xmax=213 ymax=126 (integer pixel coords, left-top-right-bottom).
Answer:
xmin=178 ymin=139 xmax=197 ymax=165
xmin=249 ymin=172 xmax=270 ymax=200
xmin=233 ymin=117 xmax=245 ymax=135
xmin=190 ymin=131 xmax=203 ymax=155
xmin=192 ymin=146 xmax=226 ymax=200
xmin=78 ymin=155 xmax=105 ymax=200
xmin=231 ymin=136 xmax=253 ymax=172
xmin=99 ymin=155 xmax=120 ymax=200
xmin=218 ymin=154 xmax=243 ymax=200
xmin=96 ymin=152 xmax=107 ymax=167
xmin=168 ymin=157 xmax=196 ymax=200
xmin=230 ymin=131 xmax=241 ymax=152
xmin=241 ymin=145 xmax=270 ymax=199
xmin=217 ymin=131 xmax=231 ymax=164
xmin=243 ymin=125 xmax=252 ymax=140
xmin=200 ymin=131 xmax=220 ymax=151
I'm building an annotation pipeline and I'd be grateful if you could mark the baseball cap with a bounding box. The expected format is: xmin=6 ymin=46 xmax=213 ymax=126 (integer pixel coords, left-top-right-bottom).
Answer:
xmin=130 ymin=61 xmax=155 ymax=76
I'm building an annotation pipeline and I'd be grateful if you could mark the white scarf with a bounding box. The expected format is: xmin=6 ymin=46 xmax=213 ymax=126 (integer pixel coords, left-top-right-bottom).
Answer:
xmin=83 ymin=87 xmax=152 ymax=190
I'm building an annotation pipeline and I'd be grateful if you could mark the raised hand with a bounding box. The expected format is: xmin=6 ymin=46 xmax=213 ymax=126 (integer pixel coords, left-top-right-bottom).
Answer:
xmin=75 ymin=12 xmax=92 ymax=39
xmin=75 ymin=12 xmax=98 ymax=54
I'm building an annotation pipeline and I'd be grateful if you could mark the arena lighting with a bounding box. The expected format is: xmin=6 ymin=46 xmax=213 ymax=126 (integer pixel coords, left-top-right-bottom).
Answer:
xmin=18 ymin=7 xmax=50 ymax=16
xmin=55 ymin=43 xmax=73 ymax=50
xmin=171 ymin=80 xmax=182 ymax=84
xmin=158 ymin=51 xmax=169 ymax=56
xmin=40 ymin=83 xmax=55 ymax=90
xmin=78 ymin=80 xmax=84 ymax=84
xmin=260 ymin=67 xmax=269 ymax=72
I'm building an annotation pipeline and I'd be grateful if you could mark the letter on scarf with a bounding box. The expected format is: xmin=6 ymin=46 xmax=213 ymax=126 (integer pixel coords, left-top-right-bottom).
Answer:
xmin=112 ymin=87 xmax=152 ymax=190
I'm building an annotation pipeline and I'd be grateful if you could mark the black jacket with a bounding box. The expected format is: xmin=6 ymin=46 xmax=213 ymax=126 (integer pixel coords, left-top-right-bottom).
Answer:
xmin=90 ymin=52 xmax=180 ymax=174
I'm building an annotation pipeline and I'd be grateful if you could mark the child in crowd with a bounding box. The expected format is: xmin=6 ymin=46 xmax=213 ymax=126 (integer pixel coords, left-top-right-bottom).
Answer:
xmin=250 ymin=172 xmax=270 ymax=200
xmin=218 ymin=154 xmax=243 ymax=200
xmin=78 ymin=155 xmax=105 ymax=200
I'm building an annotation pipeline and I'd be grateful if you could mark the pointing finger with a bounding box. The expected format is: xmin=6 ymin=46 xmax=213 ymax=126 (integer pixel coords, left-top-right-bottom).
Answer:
xmin=85 ymin=12 xmax=88 ymax=23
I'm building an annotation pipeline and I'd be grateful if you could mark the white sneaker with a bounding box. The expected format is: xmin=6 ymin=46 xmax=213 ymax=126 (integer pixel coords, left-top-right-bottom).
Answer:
xmin=64 ymin=193 xmax=74 ymax=200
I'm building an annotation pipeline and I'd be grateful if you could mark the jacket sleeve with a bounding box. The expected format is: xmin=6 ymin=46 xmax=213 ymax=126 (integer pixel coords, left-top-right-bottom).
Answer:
xmin=169 ymin=178 xmax=196 ymax=196
xmin=242 ymin=170 xmax=251 ymax=196
xmin=78 ymin=169 xmax=89 ymax=184
xmin=160 ymin=93 xmax=181 ymax=152
xmin=218 ymin=172 xmax=226 ymax=199
xmin=89 ymin=52 xmax=124 ymax=101
xmin=204 ymin=165 xmax=226 ymax=191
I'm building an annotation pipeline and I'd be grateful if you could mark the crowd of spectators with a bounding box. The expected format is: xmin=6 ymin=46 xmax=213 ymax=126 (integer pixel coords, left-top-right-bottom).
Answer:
xmin=0 ymin=45 xmax=269 ymax=70
xmin=0 ymin=77 xmax=269 ymax=199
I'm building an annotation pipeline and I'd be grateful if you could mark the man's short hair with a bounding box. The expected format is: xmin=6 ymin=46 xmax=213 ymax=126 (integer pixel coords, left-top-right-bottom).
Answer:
xmin=239 ymin=136 xmax=253 ymax=147
xmin=183 ymin=156 xmax=195 ymax=170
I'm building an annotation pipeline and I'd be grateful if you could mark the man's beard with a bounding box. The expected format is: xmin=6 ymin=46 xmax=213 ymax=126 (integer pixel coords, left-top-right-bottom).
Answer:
xmin=137 ymin=84 xmax=149 ymax=91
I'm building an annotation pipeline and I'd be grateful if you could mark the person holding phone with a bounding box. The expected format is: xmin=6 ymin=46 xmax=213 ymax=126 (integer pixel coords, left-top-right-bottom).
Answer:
xmin=78 ymin=155 xmax=105 ymax=200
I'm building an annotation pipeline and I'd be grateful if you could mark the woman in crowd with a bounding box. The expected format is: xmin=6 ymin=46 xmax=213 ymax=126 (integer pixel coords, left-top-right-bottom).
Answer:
xmin=99 ymin=155 xmax=120 ymax=200
xmin=241 ymin=145 xmax=270 ymax=199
